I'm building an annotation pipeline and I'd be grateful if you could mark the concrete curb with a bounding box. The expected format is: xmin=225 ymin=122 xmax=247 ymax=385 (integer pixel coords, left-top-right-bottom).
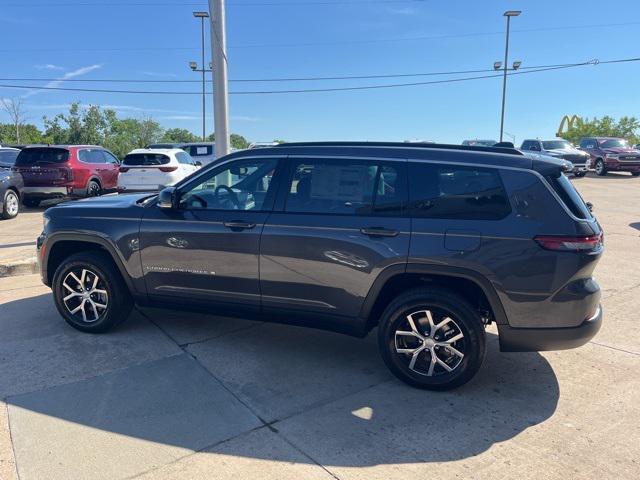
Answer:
xmin=0 ymin=258 xmax=38 ymax=278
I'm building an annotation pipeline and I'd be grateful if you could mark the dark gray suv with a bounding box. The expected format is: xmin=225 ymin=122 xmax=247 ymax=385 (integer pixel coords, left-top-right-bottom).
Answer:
xmin=37 ymin=142 xmax=603 ymax=390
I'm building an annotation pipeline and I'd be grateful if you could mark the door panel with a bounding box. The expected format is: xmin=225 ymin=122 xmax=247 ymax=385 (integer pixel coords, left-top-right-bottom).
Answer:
xmin=139 ymin=156 xmax=282 ymax=309
xmin=260 ymin=157 xmax=409 ymax=319
xmin=139 ymin=208 xmax=268 ymax=308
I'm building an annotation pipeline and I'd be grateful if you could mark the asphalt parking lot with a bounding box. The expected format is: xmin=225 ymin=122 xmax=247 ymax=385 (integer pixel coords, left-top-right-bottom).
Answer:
xmin=1 ymin=173 xmax=639 ymax=480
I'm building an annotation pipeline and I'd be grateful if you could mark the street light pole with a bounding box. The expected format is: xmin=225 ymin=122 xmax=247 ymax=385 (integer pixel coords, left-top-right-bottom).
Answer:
xmin=208 ymin=0 xmax=230 ymax=158
xmin=499 ymin=10 xmax=521 ymax=143
xmin=193 ymin=11 xmax=209 ymax=141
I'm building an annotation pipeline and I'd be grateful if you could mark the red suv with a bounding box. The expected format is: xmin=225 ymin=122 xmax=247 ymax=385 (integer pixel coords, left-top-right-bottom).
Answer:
xmin=579 ymin=137 xmax=640 ymax=176
xmin=13 ymin=146 xmax=120 ymax=207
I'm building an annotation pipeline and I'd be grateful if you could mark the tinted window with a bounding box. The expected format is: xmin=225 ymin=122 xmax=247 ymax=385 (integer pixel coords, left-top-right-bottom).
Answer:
xmin=285 ymin=159 xmax=405 ymax=216
xmin=176 ymin=151 xmax=194 ymax=165
xmin=542 ymin=140 xmax=572 ymax=150
xmin=179 ymin=158 xmax=278 ymax=211
xmin=103 ymin=151 xmax=119 ymax=164
xmin=408 ymin=163 xmax=511 ymax=220
xmin=598 ymin=138 xmax=629 ymax=148
xmin=0 ymin=150 xmax=19 ymax=166
xmin=123 ymin=153 xmax=170 ymax=166
xmin=79 ymin=149 xmax=106 ymax=164
xmin=15 ymin=148 xmax=69 ymax=165
xmin=580 ymin=139 xmax=594 ymax=148
xmin=544 ymin=173 xmax=591 ymax=219
xmin=520 ymin=141 xmax=531 ymax=150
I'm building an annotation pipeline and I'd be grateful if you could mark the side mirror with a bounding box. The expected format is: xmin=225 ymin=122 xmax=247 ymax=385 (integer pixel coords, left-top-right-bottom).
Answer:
xmin=194 ymin=160 xmax=202 ymax=167
xmin=158 ymin=186 xmax=177 ymax=209
xmin=586 ymin=202 xmax=594 ymax=212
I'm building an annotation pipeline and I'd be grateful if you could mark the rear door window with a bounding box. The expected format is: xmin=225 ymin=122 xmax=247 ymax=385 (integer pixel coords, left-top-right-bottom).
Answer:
xmin=176 ymin=151 xmax=195 ymax=165
xmin=122 ymin=153 xmax=171 ymax=166
xmin=408 ymin=163 xmax=511 ymax=220
xmin=15 ymin=148 xmax=69 ymax=166
xmin=285 ymin=159 xmax=406 ymax=216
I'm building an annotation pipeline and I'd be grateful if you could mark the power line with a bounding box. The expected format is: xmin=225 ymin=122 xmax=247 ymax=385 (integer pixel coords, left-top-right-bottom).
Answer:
xmin=2 ymin=21 xmax=639 ymax=53
xmin=3 ymin=0 xmax=425 ymax=6
xmin=0 ymin=62 xmax=595 ymax=84
xmin=2 ymin=58 xmax=629 ymax=95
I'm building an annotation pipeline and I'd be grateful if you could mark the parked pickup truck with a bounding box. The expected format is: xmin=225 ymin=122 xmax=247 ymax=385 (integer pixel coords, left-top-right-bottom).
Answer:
xmin=579 ymin=137 xmax=640 ymax=176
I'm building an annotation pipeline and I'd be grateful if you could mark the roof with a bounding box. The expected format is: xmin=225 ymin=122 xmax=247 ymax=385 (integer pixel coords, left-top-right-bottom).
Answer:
xmin=127 ymin=148 xmax=184 ymax=154
xmin=225 ymin=141 xmax=534 ymax=170
xmin=0 ymin=147 xmax=20 ymax=152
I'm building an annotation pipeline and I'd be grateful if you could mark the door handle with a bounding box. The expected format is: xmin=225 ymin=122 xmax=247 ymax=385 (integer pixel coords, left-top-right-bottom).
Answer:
xmin=224 ymin=220 xmax=256 ymax=230
xmin=360 ymin=227 xmax=399 ymax=237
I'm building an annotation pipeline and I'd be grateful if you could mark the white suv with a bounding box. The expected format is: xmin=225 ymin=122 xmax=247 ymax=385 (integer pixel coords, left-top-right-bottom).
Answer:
xmin=117 ymin=148 xmax=200 ymax=193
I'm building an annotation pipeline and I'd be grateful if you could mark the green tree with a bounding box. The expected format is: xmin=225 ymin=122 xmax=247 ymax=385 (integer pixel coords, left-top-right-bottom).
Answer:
xmin=161 ymin=128 xmax=199 ymax=143
xmin=0 ymin=123 xmax=45 ymax=144
xmin=562 ymin=116 xmax=640 ymax=145
xmin=206 ymin=133 xmax=251 ymax=150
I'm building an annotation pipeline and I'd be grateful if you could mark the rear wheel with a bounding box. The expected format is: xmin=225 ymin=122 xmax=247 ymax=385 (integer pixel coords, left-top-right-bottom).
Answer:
xmin=87 ymin=179 xmax=101 ymax=197
xmin=1 ymin=189 xmax=20 ymax=219
xmin=23 ymin=198 xmax=41 ymax=208
xmin=378 ymin=287 xmax=486 ymax=390
xmin=594 ymin=159 xmax=607 ymax=176
xmin=52 ymin=251 xmax=132 ymax=333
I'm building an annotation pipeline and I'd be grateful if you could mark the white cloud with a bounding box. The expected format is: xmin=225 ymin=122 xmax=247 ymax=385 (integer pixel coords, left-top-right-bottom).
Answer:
xmin=22 ymin=64 xmax=103 ymax=98
xmin=140 ymin=71 xmax=178 ymax=78
xmin=35 ymin=64 xmax=65 ymax=71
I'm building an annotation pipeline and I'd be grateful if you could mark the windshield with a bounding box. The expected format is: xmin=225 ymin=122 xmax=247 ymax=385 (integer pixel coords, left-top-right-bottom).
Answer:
xmin=15 ymin=148 xmax=69 ymax=165
xmin=542 ymin=140 xmax=572 ymax=150
xmin=599 ymin=139 xmax=629 ymax=148
xmin=0 ymin=150 xmax=19 ymax=166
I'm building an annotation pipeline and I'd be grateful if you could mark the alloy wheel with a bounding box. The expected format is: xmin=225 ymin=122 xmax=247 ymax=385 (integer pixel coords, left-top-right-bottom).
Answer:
xmin=61 ymin=268 xmax=109 ymax=323
xmin=5 ymin=191 xmax=19 ymax=216
xmin=394 ymin=309 xmax=466 ymax=377
xmin=88 ymin=181 xmax=101 ymax=196
xmin=595 ymin=160 xmax=604 ymax=175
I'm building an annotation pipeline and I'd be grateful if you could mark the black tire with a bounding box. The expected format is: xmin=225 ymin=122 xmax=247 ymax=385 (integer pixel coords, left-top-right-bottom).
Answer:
xmin=631 ymin=172 xmax=640 ymax=177
xmin=52 ymin=251 xmax=133 ymax=333
xmin=378 ymin=287 xmax=486 ymax=390
xmin=594 ymin=159 xmax=607 ymax=176
xmin=1 ymin=189 xmax=20 ymax=219
xmin=23 ymin=198 xmax=41 ymax=208
xmin=573 ymin=171 xmax=586 ymax=178
xmin=87 ymin=179 xmax=102 ymax=197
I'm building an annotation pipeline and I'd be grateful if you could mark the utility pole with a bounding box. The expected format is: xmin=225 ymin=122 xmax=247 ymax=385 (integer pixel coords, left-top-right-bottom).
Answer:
xmin=499 ymin=10 xmax=521 ymax=143
xmin=192 ymin=11 xmax=209 ymax=141
xmin=208 ymin=0 xmax=230 ymax=157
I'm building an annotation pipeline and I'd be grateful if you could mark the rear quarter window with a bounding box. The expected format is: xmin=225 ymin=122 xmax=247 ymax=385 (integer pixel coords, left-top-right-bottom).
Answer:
xmin=15 ymin=148 xmax=69 ymax=165
xmin=408 ymin=163 xmax=511 ymax=220
xmin=0 ymin=150 xmax=19 ymax=165
xmin=122 ymin=153 xmax=170 ymax=166
xmin=544 ymin=173 xmax=592 ymax=220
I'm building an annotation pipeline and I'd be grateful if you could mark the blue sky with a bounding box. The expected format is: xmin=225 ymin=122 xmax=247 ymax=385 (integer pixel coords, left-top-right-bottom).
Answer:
xmin=1 ymin=0 xmax=639 ymax=144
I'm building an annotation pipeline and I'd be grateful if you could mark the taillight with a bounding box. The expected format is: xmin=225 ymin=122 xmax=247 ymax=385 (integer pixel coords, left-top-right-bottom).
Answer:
xmin=159 ymin=166 xmax=178 ymax=172
xmin=119 ymin=167 xmax=129 ymax=173
xmin=534 ymin=233 xmax=603 ymax=252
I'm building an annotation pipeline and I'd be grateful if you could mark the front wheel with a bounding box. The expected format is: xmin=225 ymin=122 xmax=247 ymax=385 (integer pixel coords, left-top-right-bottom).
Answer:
xmin=378 ymin=287 xmax=486 ymax=390
xmin=594 ymin=159 xmax=607 ymax=176
xmin=52 ymin=251 xmax=132 ymax=333
xmin=2 ymin=189 xmax=20 ymax=219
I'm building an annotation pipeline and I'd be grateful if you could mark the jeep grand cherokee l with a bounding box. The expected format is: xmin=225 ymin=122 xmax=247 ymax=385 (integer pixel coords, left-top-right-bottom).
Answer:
xmin=579 ymin=137 xmax=640 ymax=176
xmin=37 ymin=142 xmax=603 ymax=390
xmin=14 ymin=145 xmax=120 ymax=207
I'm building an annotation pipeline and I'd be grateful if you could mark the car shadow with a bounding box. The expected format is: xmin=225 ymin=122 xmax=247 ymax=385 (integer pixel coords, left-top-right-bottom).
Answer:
xmin=630 ymin=222 xmax=640 ymax=231
xmin=3 ymin=293 xmax=560 ymax=468
xmin=586 ymin=172 xmax=636 ymax=180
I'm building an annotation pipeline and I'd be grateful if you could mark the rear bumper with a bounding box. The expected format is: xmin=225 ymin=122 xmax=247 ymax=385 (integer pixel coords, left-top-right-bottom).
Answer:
xmin=498 ymin=305 xmax=602 ymax=352
xmin=22 ymin=186 xmax=88 ymax=199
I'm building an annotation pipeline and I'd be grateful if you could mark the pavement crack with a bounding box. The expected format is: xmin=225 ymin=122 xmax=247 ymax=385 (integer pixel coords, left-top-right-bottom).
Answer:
xmin=588 ymin=341 xmax=639 ymax=356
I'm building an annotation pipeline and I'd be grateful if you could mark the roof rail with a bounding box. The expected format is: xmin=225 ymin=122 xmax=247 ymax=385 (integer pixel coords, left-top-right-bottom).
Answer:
xmin=273 ymin=141 xmax=523 ymax=156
